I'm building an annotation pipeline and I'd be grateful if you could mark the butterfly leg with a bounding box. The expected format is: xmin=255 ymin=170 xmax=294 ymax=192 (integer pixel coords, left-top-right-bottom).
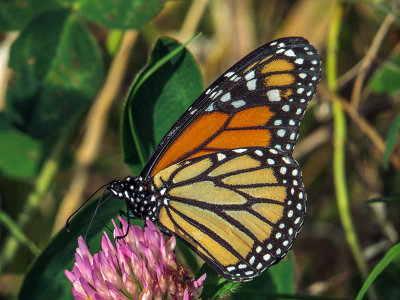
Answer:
xmin=116 ymin=203 xmax=135 ymax=239
xmin=119 ymin=210 xmax=136 ymax=219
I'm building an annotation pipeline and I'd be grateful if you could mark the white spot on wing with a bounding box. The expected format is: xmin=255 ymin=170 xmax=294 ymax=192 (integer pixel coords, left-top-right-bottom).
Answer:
xmin=217 ymin=153 xmax=226 ymax=161
xmin=233 ymin=148 xmax=247 ymax=153
xmin=284 ymin=49 xmax=295 ymax=57
xmin=295 ymin=58 xmax=304 ymax=64
xmin=267 ymin=89 xmax=281 ymax=101
xmin=277 ymin=129 xmax=285 ymax=137
xmin=231 ymin=100 xmax=246 ymax=108
xmin=247 ymin=79 xmax=257 ymax=90
xmin=220 ymin=92 xmax=231 ymax=102
xmin=245 ymin=70 xmax=255 ymax=80
xmin=255 ymin=150 xmax=263 ymax=156
xmin=205 ymin=103 xmax=214 ymax=112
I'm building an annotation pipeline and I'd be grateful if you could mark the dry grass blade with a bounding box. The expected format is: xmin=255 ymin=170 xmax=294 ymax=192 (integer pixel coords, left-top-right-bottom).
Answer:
xmin=350 ymin=13 xmax=396 ymax=109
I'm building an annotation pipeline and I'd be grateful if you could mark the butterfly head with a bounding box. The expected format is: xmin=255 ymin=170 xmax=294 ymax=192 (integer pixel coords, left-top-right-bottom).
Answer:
xmin=107 ymin=176 xmax=135 ymax=199
xmin=107 ymin=176 xmax=159 ymax=221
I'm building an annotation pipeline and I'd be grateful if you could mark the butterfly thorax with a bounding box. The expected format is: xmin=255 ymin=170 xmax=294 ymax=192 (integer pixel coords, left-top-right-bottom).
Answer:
xmin=107 ymin=176 xmax=160 ymax=221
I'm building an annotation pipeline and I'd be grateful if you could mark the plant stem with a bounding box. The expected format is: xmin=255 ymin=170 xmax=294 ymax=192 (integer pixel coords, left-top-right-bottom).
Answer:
xmin=326 ymin=3 xmax=377 ymax=300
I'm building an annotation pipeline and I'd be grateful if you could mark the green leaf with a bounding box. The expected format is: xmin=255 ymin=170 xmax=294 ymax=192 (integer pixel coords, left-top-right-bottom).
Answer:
xmin=0 ymin=0 xmax=63 ymax=30
xmin=76 ymin=0 xmax=166 ymax=29
xmin=0 ymin=113 xmax=42 ymax=178
xmin=232 ymin=253 xmax=295 ymax=299
xmin=19 ymin=196 xmax=129 ymax=300
xmin=368 ymin=52 xmax=400 ymax=94
xmin=5 ymin=10 xmax=104 ymax=138
xmin=383 ymin=113 xmax=400 ymax=168
xmin=122 ymin=36 xmax=203 ymax=174
xmin=356 ymin=243 xmax=400 ymax=300
xmin=199 ymin=264 xmax=242 ymax=300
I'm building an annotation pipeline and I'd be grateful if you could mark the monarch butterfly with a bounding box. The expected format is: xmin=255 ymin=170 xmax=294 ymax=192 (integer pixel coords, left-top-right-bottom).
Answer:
xmin=108 ymin=37 xmax=321 ymax=281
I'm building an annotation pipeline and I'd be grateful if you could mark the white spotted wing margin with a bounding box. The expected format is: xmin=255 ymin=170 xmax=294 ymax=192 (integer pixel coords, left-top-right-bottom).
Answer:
xmin=154 ymin=147 xmax=306 ymax=281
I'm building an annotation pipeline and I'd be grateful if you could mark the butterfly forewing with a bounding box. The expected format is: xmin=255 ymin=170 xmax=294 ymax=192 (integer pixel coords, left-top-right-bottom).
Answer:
xmin=141 ymin=37 xmax=321 ymax=179
xmin=153 ymin=147 xmax=305 ymax=281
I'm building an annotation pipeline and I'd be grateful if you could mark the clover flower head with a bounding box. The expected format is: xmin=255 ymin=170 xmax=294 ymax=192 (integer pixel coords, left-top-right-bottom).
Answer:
xmin=65 ymin=216 xmax=206 ymax=300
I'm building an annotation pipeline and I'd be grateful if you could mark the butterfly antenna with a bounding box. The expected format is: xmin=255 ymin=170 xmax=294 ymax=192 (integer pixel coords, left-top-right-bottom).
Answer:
xmin=66 ymin=182 xmax=111 ymax=232
xmin=83 ymin=191 xmax=112 ymax=241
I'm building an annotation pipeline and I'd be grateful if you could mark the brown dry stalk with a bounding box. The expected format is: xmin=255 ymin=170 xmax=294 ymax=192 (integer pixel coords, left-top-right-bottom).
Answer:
xmin=179 ymin=0 xmax=210 ymax=42
xmin=350 ymin=13 xmax=396 ymax=109
xmin=294 ymin=125 xmax=331 ymax=160
xmin=52 ymin=30 xmax=139 ymax=234
xmin=321 ymin=85 xmax=400 ymax=170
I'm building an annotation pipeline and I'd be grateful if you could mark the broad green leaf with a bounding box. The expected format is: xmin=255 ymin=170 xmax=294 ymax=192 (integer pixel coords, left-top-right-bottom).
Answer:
xmin=368 ymin=52 xmax=400 ymax=94
xmin=6 ymin=10 xmax=104 ymax=138
xmin=122 ymin=37 xmax=203 ymax=174
xmin=76 ymin=0 xmax=166 ymax=29
xmin=0 ymin=113 xmax=42 ymax=178
xmin=0 ymin=0 xmax=63 ymax=30
xmin=383 ymin=113 xmax=400 ymax=168
xmin=356 ymin=243 xmax=400 ymax=300
xmin=232 ymin=253 xmax=295 ymax=299
xmin=19 ymin=196 xmax=128 ymax=300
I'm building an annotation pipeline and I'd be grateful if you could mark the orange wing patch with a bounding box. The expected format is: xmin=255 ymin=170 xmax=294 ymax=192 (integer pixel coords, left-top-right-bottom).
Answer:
xmin=262 ymin=59 xmax=294 ymax=73
xmin=207 ymin=129 xmax=271 ymax=149
xmin=152 ymin=112 xmax=229 ymax=175
xmin=228 ymin=106 xmax=274 ymax=128
xmin=264 ymin=74 xmax=295 ymax=87
xmin=151 ymin=108 xmax=274 ymax=177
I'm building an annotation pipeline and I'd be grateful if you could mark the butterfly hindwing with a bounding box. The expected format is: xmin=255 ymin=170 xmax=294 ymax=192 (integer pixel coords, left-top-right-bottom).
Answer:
xmin=152 ymin=147 xmax=306 ymax=281
xmin=141 ymin=37 xmax=321 ymax=179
